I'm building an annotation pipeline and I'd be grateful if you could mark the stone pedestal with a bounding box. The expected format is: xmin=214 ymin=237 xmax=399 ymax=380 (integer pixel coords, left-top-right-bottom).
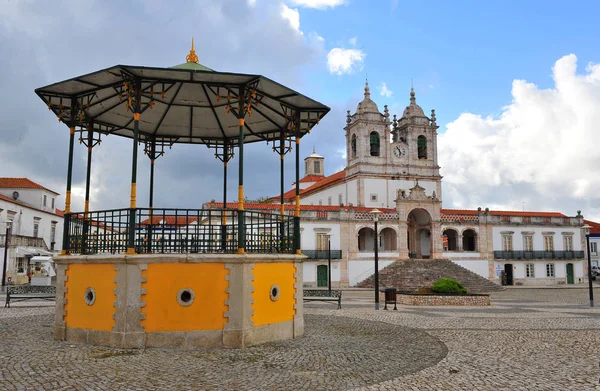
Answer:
xmin=53 ymin=253 xmax=305 ymax=349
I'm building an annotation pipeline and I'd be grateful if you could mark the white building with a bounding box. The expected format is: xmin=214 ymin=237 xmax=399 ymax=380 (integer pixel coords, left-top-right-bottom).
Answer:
xmin=0 ymin=178 xmax=64 ymax=284
xmin=205 ymin=82 xmax=588 ymax=288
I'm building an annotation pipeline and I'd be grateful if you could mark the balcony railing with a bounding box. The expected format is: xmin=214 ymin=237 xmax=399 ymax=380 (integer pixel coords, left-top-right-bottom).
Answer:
xmin=494 ymin=250 xmax=584 ymax=260
xmin=301 ymin=249 xmax=342 ymax=260
xmin=65 ymin=208 xmax=296 ymax=255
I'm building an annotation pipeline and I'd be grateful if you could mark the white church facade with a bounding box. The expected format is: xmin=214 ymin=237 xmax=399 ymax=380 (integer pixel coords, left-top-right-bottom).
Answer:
xmin=207 ymin=82 xmax=588 ymax=288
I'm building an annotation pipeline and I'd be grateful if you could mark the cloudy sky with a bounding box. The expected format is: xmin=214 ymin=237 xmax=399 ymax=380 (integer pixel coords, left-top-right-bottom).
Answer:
xmin=1 ymin=0 xmax=599 ymax=220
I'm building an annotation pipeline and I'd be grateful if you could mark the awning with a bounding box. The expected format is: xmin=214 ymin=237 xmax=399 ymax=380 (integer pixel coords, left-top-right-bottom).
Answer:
xmin=15 ymin=247 xmax=53 ymax=257
xmin=30 ymin=256 xmax=53 ymax=263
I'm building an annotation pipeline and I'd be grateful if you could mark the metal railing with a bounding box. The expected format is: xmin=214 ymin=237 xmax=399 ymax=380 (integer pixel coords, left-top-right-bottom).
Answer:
xmin=494 ymin=250 xmax=584 ymax=260
xmin=65 ymin=208 xmax=296 ymax=255
xmin=301 ymin=249 xmax=342 ymax=260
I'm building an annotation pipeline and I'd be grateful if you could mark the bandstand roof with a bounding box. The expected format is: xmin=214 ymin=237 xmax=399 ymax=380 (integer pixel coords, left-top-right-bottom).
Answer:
xmin=35 ymin=45 xmax=330 ymax=146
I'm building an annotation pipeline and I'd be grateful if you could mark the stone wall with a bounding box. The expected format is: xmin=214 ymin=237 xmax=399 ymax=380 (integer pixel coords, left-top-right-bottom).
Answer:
xmin=397 ymin=293 xmax=490 ymax=306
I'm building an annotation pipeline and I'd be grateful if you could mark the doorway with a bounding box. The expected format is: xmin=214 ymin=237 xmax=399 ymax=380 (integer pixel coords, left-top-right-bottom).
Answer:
xmin=504 ymin=264 xmax=514 ymax=286
xmin=566 ymin=263 xmax=574 ymax=284
xmin=317 ymin=265 xmax=328 ymax=287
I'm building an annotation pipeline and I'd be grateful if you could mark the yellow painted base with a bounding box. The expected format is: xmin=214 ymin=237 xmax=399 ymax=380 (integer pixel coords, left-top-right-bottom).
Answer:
xmin=141 ymin=263 xmax=229 ymax=332
xmin=64 ymin=264 xmax=117 ymax=331
xmin=252 ymin=263 xmax=296 ymax=327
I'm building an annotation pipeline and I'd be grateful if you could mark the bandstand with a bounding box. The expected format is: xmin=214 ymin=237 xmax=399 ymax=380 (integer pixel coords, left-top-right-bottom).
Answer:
xmin=35 ymin=41 xmax=330 ymax=349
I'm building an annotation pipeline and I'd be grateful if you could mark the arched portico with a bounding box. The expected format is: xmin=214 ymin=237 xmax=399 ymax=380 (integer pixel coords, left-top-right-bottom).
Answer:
xmin=407 ymin=208 xmax=432 ymax=259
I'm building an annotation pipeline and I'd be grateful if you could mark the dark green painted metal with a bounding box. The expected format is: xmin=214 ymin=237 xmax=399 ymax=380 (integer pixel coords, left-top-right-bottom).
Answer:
xmin=237 ymin=84 xmax=246 ymax=252
xmin=61 ymin=98 xmax=77 ymax=253
xmin=147 ymin=138 xmax=155 ymax=253
xmin=294 ymin=115 xmax=301 ymax=252
xmin=128 ymin=78 xmax=141 ymax=252
xmin=82 ymin=124 xmax=93 ymax=252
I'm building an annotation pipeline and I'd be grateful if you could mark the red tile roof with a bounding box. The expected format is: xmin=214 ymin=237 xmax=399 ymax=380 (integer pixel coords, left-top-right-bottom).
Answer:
xmin=301 ymin=170 xmax=346 ymax=196
xmin=138 ymin=216 xmax=199 ymax=226
xmin=205 ymin=202 xmax=395 ymax=213
xmin=441 ymin=209 xmax=566 ymax=217
xmin=585 ymin=220 xmax=600 ymax=234
xmin=298 ymin=175 xmax=323 ymax=183
xmin=274 ymin=169 xmax=347 ymax=202
xmin=0 ymin=178 xmax=59 ymax=195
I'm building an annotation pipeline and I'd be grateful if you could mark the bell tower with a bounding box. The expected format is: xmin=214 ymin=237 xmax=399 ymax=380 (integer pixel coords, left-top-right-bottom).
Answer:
xmin=344 ymin=81 xmax=390 ymax=177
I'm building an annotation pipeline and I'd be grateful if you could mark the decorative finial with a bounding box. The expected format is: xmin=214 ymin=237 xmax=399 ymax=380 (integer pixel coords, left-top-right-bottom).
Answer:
xmin=430 ymin=109 xmax=436 ymax=126
xmin=346 ymin=110 xmax=351 ymax=124
xmin=410 ymin=87 xmax=416 ymax=104
xmin=383 ymin=105 xmax=389 ymax=120
xmin=313 ymin=146 xmax=316 ymax=154
xmin=364 ymin=81 xmax=371 ymax=99
xmin=186 ymin=38 xmax=199 ymax=64
xmin=393 ymin=114 xmax=397 ymax=130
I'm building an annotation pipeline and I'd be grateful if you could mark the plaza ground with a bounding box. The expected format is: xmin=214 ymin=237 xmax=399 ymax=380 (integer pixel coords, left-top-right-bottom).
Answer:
xmin=1 ymin=287 xmax=600 ymax=390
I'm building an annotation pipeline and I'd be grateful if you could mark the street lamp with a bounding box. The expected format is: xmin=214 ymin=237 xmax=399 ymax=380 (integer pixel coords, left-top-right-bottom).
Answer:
xmin=326 ymin=233 xmax=332 ymax=295
xmin=583 ymin=224 xmax=594 ymax=307
xmin=1 ymin=226 xmax=9 ymax=293
xmin=372 ymin=208 xmax=381 ymax=310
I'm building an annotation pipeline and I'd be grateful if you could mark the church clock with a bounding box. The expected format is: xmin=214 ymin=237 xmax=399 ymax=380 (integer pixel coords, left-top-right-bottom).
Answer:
xmin=394 ymin=145 xmax=406 ymax=158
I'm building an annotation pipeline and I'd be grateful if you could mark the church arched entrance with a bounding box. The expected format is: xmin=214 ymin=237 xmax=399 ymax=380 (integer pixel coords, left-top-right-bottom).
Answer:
xmin=407 ymin=208 xmax=432 ymax=259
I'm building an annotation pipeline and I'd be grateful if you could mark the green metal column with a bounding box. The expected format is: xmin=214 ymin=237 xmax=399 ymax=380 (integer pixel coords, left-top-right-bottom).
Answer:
xmin=127 ymin=78 xmax=141 ymax=254
xmin=147 ymin=138 xmax=155 ymax=254
xmin=237 ymin=85 xmax=246 ymax=254
xmin=82 ymin=123 xmax=93 ymax=254
xmin=61 ymin=98 xmax=77 ymax=255
xmin=294 ymin=114 xmax=301 ymax=254
xmin=279 ymin=133 xmax=285 ymax=252
xmin=221 ymin=142 xmax=229 ymax=251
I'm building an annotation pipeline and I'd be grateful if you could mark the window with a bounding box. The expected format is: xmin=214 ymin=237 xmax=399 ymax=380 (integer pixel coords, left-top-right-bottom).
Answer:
xmin=417 ymin=135 xmax=427 ymax=159
xmin=526 ymin=263 xmax=535 ymax=278
xmin=564 ymin=235 xmax=573 ymax=251
xmin=314 ymin=160 xmax=320 ymax=174
xmin=328 ymin=196 xmax=332 ymax=206
xmin=305 ymin=161 xmax=309 ymax=174
xmin=51 ymin=198 xmax=55 ymax=210
xmin=33 ymin=223 xmax=39 ymax=238
xmin=543 ymin=235 xmax=554 ymax=252
xmin=17 ymin=258 xmax=26 ymax=273
xmin=369 ymin=132 xmax=380 ymax=156
xmin=546 ymin=263 xmax=555 ymax=277
xmin=51 ymin=222 xmax=57 ymax=243
xmin=317 ymin=233 xmax=329 ymax=251
xmin=523 ymin=235 xmax=533 ymax=251
xmin=6 ymin=220 xmax=12 ymax=234
xmin=592 ymin=242 xmax=598 ymax=255
xmin=43 ymin=195 xmax=47 ymax=207
xmin=502 ymin=234 xmax=513 ymax=251
xmin=318 ymin=200 xmax=322 ymax=205
xmin=338 ymin=193 xmax=343 ymax=205
xmin=370 ymin=194 xmax=378 ymax=202
xmin=351 ymin=134 xmax=357 ymax=158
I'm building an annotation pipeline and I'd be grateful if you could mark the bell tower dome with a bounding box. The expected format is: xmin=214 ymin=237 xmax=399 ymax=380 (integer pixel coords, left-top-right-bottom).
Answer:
xmin=344 ymin=81 xmax=390 ymax=176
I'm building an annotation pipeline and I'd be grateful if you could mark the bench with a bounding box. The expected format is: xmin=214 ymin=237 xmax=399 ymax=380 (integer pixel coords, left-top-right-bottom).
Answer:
xmin=303 ymin=289 xmax=342 ymax=309
xmin=4 ymin=285 xmax=56 ymax=308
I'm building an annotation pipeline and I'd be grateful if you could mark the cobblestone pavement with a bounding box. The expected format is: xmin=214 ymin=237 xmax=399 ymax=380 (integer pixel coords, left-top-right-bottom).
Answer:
xmin=1 ymin=288 xmax=600 ymax=390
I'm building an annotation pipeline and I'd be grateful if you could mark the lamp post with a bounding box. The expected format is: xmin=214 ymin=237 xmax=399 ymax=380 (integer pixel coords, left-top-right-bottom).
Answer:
xmin=327 ymin=234 xmax=332 ymax=295
xmin=583 ymin=224 xmax=594 ymax=307
xmin=372 ymin=209 xmax=381 ymax=310
xmin=1 ymin=227 xmax=9 ymax=293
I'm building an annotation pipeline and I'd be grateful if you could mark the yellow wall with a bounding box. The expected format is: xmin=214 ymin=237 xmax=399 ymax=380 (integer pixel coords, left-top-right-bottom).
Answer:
xmin=252 ymin=263 xmax=296 ymax=327
xmin=64 ymin=264 xmax=117 ymax=331
xmin=141 ymin=263 xmax=229 ymax=332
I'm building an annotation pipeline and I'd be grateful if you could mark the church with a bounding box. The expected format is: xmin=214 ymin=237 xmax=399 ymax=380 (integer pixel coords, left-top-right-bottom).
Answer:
xmin=207 ymin=82 xmax=588 ymax=289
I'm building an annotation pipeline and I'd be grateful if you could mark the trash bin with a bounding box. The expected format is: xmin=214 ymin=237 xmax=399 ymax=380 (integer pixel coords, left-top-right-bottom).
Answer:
xmin=384 ymin=287 xmax=397 ymax=310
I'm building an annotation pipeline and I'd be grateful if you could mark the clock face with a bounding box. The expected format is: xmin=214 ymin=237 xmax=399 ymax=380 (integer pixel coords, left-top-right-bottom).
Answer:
xmin=394 ymin=145 xmax=406 ymax=158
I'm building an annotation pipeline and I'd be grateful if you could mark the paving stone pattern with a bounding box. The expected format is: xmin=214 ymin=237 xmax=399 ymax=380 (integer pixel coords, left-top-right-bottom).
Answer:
xmin=0 ymin=308 xmax=445 ymax=391
xmin=2 ymin=288 xmax=600 ymax=390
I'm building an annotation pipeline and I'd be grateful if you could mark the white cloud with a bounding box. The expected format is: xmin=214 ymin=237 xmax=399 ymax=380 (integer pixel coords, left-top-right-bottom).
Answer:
xmin=327 ymin=48 xmax=365 ymax=75
xmin=248 ymin=0 xmax=257 ymax=6
xmin=438 ymin=54 xmax=600 ymax=219
xmin=281 ymin=3 xmax=301 ymax=33
xmin=349 ymin=37 xmax=357 ymax=46
xmin=378 ymin=82 xmax=393 ymax=97
xmin=287 ymin=0 xmax=345 ymax=9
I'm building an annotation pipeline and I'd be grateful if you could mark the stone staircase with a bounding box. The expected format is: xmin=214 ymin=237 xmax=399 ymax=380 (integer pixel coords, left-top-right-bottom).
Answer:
xmin=356 ymin=259 xmax=504 ymax=293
